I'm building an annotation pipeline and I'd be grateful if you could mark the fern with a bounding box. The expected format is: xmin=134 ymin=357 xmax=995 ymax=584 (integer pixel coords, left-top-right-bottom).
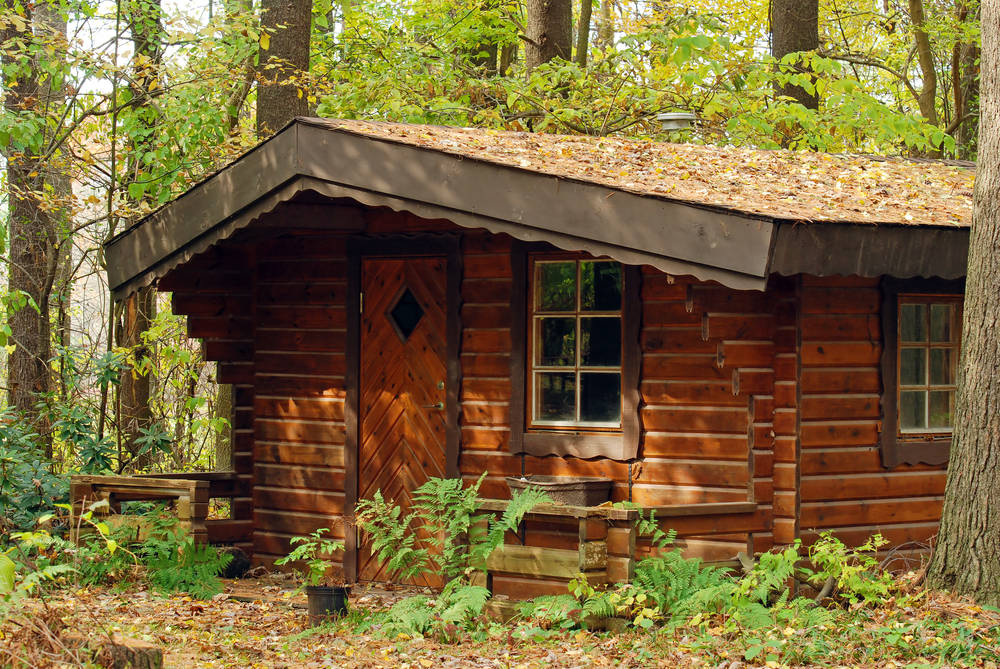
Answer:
xmin=143 ymin=536 xmax=232 ymax=600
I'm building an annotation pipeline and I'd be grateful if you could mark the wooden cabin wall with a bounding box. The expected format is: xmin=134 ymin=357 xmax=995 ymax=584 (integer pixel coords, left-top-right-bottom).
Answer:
xmin=249 ymin=233 xmax=350 ymax=570
xmin=797 ymin=276 xmax=947 ymax=558
xmin=157 ymin=208 xmax=952 ymax=582
xmin=159 ymin=244 xmax=255 ymax=553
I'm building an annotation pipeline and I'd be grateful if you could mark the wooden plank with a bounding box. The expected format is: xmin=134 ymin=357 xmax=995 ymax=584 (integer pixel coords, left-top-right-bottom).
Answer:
xmin=486 ymin=544 xmax=606 ymax=579
xmin=607 ymin=556 xmax=635 ymax=583
xmin=476 ymin=499 xmax=638 ymax=521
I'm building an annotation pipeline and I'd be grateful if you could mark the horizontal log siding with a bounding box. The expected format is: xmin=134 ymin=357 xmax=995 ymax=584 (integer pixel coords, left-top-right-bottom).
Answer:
xmin=252 ymin=233 xmax=349 ymax=570
xmin=158 ymin=244 xmax=255 ymax=551
xmin=797 ymin=276 xmax=946 ymax=556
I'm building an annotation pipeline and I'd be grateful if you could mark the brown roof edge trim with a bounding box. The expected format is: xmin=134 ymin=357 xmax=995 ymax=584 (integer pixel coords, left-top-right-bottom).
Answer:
xmin=110 ymin=177 xmax=315 ymax=297
xmin=111 ymin=175 xmax=768 ymax=297
xmin=105 ymin=126 xmax=301 ymax=288
xmin=291 ymin=178 xmax=768 ymax=290
xmin=768 ymin=221 xmax=969 ymax=279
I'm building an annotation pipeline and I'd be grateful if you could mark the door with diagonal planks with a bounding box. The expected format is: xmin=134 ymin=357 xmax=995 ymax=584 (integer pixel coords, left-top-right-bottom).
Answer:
xmin=358 ymin=256 xmax=448 ymax=585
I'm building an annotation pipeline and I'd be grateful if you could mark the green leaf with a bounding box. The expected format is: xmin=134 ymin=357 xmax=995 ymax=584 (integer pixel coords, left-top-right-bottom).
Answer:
xmin=0 ymin=554 xmax=16 ymax=595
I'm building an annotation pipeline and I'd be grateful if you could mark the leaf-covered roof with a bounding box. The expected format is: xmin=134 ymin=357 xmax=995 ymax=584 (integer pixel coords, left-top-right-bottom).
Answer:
xmin=309 ymin=118 xmax=974 ymax=227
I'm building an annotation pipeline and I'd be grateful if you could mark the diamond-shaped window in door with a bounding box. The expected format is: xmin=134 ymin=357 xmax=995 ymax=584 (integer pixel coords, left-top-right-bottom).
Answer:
xmin=388 ymin=288 xmax=424 ymax=341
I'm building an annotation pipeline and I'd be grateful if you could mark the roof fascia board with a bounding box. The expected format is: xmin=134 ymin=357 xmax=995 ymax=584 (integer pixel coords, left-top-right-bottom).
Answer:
xmin=769 ymin=222 xmax=969 ymax=279
xmin=105 ymin=125 xmax=300 ymax=290
xmin=295 ymin=124 xmax=775 ymax=280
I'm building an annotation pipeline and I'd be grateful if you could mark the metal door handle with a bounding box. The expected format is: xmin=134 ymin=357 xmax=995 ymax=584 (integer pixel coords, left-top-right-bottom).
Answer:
xmin=421 ymin=402 xmax=444 ymax=410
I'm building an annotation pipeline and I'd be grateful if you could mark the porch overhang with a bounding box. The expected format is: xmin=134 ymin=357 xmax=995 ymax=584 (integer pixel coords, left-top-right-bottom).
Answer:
xmin=105 ymin=119 xmax=970 ymax=297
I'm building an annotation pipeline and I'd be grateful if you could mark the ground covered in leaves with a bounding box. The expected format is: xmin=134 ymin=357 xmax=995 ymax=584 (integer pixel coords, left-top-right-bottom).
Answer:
xmin=7 ymin=574 xmax=1000 ymax=668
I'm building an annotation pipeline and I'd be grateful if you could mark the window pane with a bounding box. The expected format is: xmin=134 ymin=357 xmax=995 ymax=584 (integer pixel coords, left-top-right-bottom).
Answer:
xmin=537 ymin=317 xmax=576 ymax=366
xmin=537 ymin=373 xmax=576 ymax=422
xmin=928 ymin=390 xmax=954 ymax=428
xmin=930 ymin=304 xmax=954 ymax=343
xmin=580 ymin=262 xmax=622 ymax=311
xmin=929 ymin=348 xmax=955 ymax=385
xmin=900 ymin=390 xmax=926 ymax=430
xmin=580 ymin=373 xmax=621 ymax=423
xmin=581 ymin=317 xmax=621 ymax=366
xmin=899 ymin=348 xmax=926 ymax=386
xmin=537 ymin=262 xmax=576 ymax=311
xmin=899 ymin=303 xmax=926 ymax=342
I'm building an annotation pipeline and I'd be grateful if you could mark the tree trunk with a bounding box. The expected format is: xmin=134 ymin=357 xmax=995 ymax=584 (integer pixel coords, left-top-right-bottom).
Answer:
xmin=574 ymin=0 xmax=593 ymax=67
xmin=118 ymin=0 xmax=165 ymax=470
xmin=770 ymin=0 xmax=819 ymax=108
xmin=926 ymin=0 xmax=1000 ymax=607
xmin=908 ymin=0 xmax=939 ymax=125
xmin=952 ymin=0 xmax=979 ymax=159
xmin=525 ymin=0 xmax=572 ymax=71
xmin=2 ymin=2 xmax=57 ymax=454
xmin=257 ymin=0 xmax=312 ymax=136
xmin=597 ymin=0 xmax=613 ymax=51
xmin=215 ymin=381 xmax=234 ymax=470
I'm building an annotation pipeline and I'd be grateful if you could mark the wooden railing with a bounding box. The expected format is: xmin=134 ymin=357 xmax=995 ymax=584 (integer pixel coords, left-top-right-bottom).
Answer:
xmin=69 ymin=472 xmax=252 ymax=546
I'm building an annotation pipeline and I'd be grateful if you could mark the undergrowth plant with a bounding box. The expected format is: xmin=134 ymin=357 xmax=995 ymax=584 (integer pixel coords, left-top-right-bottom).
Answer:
xmin=275 ymin=528 xmax=345 ymax=588
xmin=353 ymin=474 xmax=549 ymax=639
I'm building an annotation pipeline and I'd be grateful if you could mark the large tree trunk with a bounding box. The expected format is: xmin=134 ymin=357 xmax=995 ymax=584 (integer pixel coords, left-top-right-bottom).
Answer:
xmin=926 ymin=0 xmax=1000 ymax=607
xmin=2 ymin=2 xmax=57 ymax=454
xmin=256 ymin=0 xmax=312 ymax=136
xmin=118 ymin=0 xmax=165 ymax=470
xmin=770 ymin=0 xmax=819 ymax=109
xmin=908 ymin=0 xmax=939 ymax=125
xmin=525 ymin=0 xmax=572 ymax=71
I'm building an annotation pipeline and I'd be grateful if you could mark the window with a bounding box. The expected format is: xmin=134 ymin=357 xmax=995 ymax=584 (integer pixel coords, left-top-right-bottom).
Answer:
xmin=509 ymin=242 xmax=641 ymax=461
xmin=880 ymin=278 xmax=964 ymax=467
xmin=897 ymin=297 xmax=961 ymax=433
xmin=530 ymin=259 xmax=623 ymax=428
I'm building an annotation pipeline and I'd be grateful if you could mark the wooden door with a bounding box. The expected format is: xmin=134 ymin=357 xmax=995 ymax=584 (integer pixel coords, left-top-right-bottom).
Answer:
xmin=358 ymin=256 xmax=448 ymax=585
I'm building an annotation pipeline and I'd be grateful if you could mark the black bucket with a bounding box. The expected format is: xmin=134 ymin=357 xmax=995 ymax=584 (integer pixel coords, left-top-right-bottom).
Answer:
xmin=306 ymin=585 xmax=348 ymax=624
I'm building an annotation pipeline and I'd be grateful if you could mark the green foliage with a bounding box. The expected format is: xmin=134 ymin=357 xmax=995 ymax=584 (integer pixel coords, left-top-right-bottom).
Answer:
xmin=361 ymin=578 xmax=492 ymax=641
xmin=802 ymin=531 xmax=893 ymax=604
xmin=355 ymin=474 xmax=549 ymax=582
xmin=274 ymin=528 xmax=344 ymax=587
xmin=0 ymin=411 xmax=66 ymax=530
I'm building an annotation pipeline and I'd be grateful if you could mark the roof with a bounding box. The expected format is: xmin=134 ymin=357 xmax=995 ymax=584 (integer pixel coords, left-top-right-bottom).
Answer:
xmin=308 ymin=119 xmax=975 ymax=228
xmin=104 ymin=118 xmax=972 ymax=297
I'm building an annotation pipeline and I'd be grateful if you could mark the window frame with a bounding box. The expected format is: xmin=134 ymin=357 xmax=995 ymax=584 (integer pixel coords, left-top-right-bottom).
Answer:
xmin=510 ymin=241 xmax=641 ymax=461
xmin=880 ymin=277 xmax=964 ymax=468
xmin=529 ymin=256 xmax=625 ymax=430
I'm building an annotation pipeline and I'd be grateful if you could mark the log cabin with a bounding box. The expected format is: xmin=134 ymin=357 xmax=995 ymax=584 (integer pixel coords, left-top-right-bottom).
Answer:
xmin=102 ymin=118 xmax=973 ymax=595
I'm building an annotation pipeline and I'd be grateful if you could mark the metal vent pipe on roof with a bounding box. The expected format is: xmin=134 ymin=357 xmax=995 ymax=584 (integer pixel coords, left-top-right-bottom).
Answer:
xmin=657 ymin=112 xmax=697 ymax=131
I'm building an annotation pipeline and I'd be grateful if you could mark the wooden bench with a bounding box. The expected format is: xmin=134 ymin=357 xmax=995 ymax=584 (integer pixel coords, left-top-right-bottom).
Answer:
xmin=69 ymin=473 xmax=251 ymax=546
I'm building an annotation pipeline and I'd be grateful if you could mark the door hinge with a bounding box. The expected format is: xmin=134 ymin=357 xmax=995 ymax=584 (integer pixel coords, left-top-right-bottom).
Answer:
xmin=359 ymin=292 xmax=364 ymax=314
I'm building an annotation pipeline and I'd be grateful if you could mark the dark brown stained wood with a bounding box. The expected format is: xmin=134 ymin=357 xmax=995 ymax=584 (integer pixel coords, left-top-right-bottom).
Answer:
xmin=254 ymin=443 xmax=345 ymax=467
xmin=255 ymin=397 xmax=346 ymax=421
xmin=800 ymin=285 xmax=880 ymax=314
xmin=463 ymin=304 xmax=512 ymax=328
xmin=801 ymin=342 xmax=880 ymax=366
xmin=800 ymin=368 xmax=880 ymax=393
xmin=256 ymin=282 xmax=347 ymax=305
xmin=345 ymin=235 xmax=462 ymax=586
xmin=800 ymin=471 xmax=947 ymax=501
xmin=644 ymin=356 xmax=730 ymax=380
xmin=255 ymin=329 xmax=346 ymax=352
xmin=703 ymin=313 xmax=775 ymax=340
xmin=255 ymin=306 xmax=347 ymax=330
xmin=799 ymin=497 xmax=944 ymax=527
xmin=460 ymin=378 xmax=511 ymax=401
xmin=641 ymin=433 xmax=748 ymax=459
xmin=641 ymin=381 xmax=745 ymax=406
xmin=462 ymin=353 xmax=511 ymax=376
xmin=461 ymin=330 xmax=510 ymax=352
xmin=800 ymin=422 xmax=879 ymax=447
xmin=256 ymin=464 xmax=346 ymax=491
xmin=172 ymin=294 xmax=252 ymax=317
xmin=462 ymin=278 xmax=513 ymax=303
xmin=255 ymin=418 xmax=346 ymax=445
xmin=642 ymin=328 xmax=718 ymax=354
xmin=800 ymin=314 xmax=879 ymax=341
xmin=187 ymin=316 xmax=253 ymax=339
xmin=258 ymin=259 xmax=348 ymax=282
xmin=203 ymin=340 xmax=254 ymax=362
xmin=800 ymin=395 xmax=879 ymax=420
xmin=255 ymin=486 xmax=346 ymax=516
xmin=640 ymin=407 xmax=749 ymax=433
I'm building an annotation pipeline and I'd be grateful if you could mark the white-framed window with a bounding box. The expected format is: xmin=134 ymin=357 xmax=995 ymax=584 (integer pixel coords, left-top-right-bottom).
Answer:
xmin=897 ymin=295 xmax=962 ymax=435
xmin=529 ymin=258 xmax=624 ymax=429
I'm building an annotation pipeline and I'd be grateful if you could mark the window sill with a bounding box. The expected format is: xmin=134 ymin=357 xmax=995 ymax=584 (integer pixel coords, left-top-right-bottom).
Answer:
xmin=521 ymin=431 xmax=631 ymax=460
xmin=882 ymin=437 xmax=951 ymax=468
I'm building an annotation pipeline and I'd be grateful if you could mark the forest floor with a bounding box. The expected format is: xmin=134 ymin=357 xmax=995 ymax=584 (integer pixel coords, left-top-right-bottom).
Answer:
xmin=9 ymin=574 xmax=1000 ymax=668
